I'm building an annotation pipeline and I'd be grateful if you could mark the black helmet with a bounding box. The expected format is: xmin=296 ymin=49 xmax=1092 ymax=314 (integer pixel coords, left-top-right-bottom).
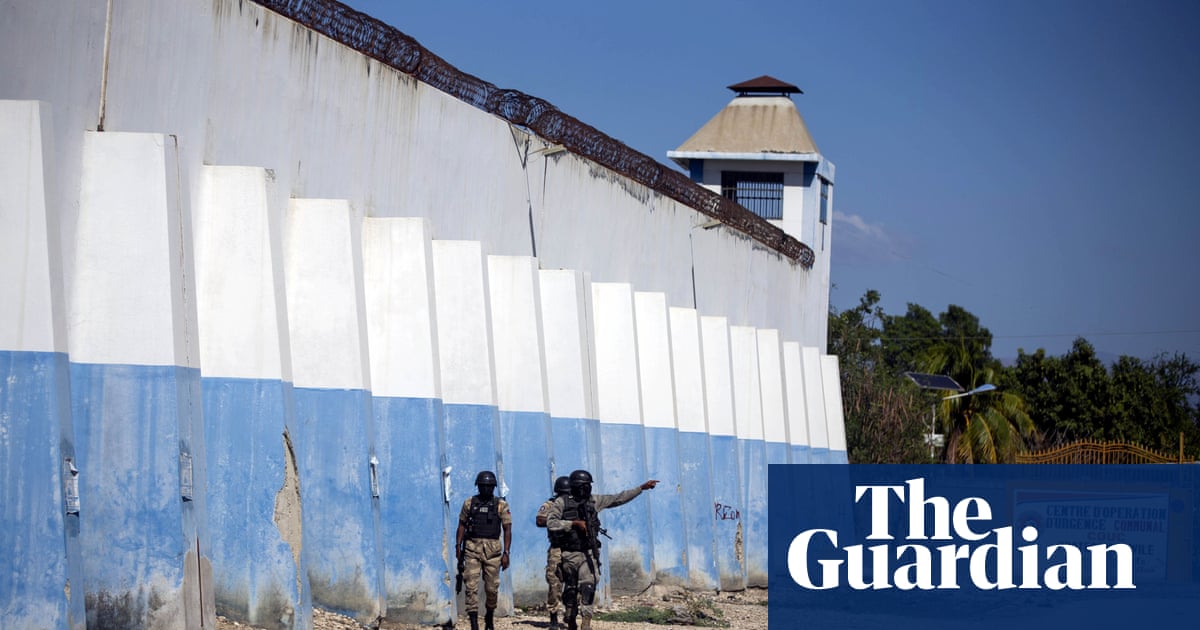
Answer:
xmin=554 ymin=476 xmax=570 ymax=495
xmin=568 ymin=470 xmax=593 ymax=486
xmin=475 ymin=470 xmax=497 ymax=487
xmin=568 ymin=465 xmax=592 ymax=487
xmin=569 ymin=469 xmax=593 ymax=499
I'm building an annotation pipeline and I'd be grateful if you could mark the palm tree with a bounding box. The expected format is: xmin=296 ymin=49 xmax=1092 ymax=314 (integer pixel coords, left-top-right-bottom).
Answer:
xmin=924 ymin=344 xmax=1037 ymax=463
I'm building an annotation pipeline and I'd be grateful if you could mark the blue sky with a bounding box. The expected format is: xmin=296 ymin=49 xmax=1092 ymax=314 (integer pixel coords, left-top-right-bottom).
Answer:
xmin=340 ymin=0 xmax=1200 ymax=362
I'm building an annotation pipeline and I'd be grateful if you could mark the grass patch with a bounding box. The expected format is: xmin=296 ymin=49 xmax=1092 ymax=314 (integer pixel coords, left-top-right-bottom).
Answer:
xmin=594 ymin=606 xmax=676 ymax=624
xmin=593 ymin=594 xmax=729 ymax=627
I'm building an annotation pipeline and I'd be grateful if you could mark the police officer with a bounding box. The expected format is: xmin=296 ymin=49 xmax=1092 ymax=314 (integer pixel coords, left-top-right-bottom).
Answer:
xmin=456 ymin=470 xmax=512 ymax=630
xmin=545 ymin=470 xmax=658 ymax=630
xmin=535 ymin=476 xmax=572 ymax=630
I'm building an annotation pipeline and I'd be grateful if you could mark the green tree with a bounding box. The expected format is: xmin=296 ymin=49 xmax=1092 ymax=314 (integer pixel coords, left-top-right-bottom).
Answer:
xmin=1003 ymin=338 xmax=1199 ymax=460
xmin=829 ymin=291 xmax=929 ymax=463
xmin=832 ymin=293 xmax=1199 ymax=463
xmin=1108 ymin=353 xmax=1200 ymax=458
xmin=887 ymin=303 xmax=1033 ymax=463
xmin=880 ymin=303 xmax=941 ymax=371
xmin=1005 ymin=338 xmax=1111 ymax=445
xmin=922 ymin=344 xmax=1035 ymax=463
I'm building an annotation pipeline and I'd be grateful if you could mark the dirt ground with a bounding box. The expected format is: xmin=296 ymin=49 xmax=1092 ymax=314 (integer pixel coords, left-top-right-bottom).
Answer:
xmin=217 ymin=586 xmax=768 ymax=630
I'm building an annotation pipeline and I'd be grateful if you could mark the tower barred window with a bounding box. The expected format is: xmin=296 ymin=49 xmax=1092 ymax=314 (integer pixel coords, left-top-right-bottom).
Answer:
xmin=721 ymin=171 xmax=784 ymax=220
xmin=820 ymin=177 xmax=831 ymax=224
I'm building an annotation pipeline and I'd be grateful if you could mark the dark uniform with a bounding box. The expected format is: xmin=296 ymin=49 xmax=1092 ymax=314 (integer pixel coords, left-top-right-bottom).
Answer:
xmin=535 ymin=476 xmax=572 ymax=630
xmin=544 ymin=470 xmax=658 ymax=630
xmin=456 ymin=471 xmax=512 ymax=630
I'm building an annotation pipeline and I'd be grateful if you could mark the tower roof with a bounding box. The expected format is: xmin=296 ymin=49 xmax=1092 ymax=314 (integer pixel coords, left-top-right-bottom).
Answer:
xmin=670 ymin=77 xmax=819 ymax=167
xmin=726 ymin=75 xmax=802 ymax=96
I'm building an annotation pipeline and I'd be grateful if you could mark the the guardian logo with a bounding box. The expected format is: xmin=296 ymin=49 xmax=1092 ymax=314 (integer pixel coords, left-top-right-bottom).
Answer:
xmin=788 ymin=478 xmax=1135 ymax=591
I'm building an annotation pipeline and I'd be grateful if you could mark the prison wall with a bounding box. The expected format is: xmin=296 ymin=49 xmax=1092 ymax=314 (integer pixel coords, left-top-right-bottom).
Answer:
xmin=0 ymin=1 xmax=847 ymax=628
xmin=1 ymin=0 xmax=826 ymax=347
xmin=0 ymin=99 xmax=86 ymax=630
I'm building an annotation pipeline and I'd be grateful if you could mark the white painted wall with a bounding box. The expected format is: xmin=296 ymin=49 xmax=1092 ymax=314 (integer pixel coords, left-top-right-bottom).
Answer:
xmin=539 ymin=269 xmax=597 ymax=421
xmin=70 ymin=132 xmax=198 ymax=368
xmin=362 ymin=218 xmax=441 ymax=399
xmin=592 ymin=282 xmax=643 ymax=425
xmin=432 ymin=240 xmax=497 ymax=406
xmin=822 ymin=354 xmax=848 ymax=453
xmin=0 ymin=100 xmax=64 ymax=354
xmin=696 ymin=157 xmax=832 ymax=350
xmin=729 ymin=326 xmax=764 ymax=442
xmin=782 ymin=341 xmax=810 ymax=449
xmin=194 ymin=166 xmax=289 ymax=381
xmin=0 ymin=0 xmax=827 ymax=352
xmin=756 ymin=329 xmax=789 ymax=445
xmin=801 ymin=346 xmax=829 ymax=452
xmin=700 ymin=317 xmax=736 ymax=438
xmin=669 ymin=308 xmax=707 ymax=434
xmin=634 ymin=292 xmax=677 ymax=430
xmin=284 ymin=199 xmax=368 ymax=390
xmin=488 ymin=256 xmax=550 ymax=414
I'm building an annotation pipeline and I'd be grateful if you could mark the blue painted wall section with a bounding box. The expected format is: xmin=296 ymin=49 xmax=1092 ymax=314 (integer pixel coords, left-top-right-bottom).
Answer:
xmin=202 ymin=376 xmax=309 ymax=629
xmin=550 ymin=417 xmax=602 ymax=478
xmin=374 ymin=395 xmax=453 ymax=625
xmin=446 ymin=403 xmax=501 ymax=511
xmin=290 ymin=387 xmax=382 ymax=621
xmin=0 ymin=350 xmax=84 ymax=629
xmin=549 ymin=415 xmax=608 ymax=601
xmin=708 ymin=434 xmax=745 ymax=590
xmin=766 ymin=441 xmax=789 ymax=467
xmin=791 ymin=444 xmax=812 ymax=465
xmin=596 ymin=422 xmax=654 ymax=593
xmin=810 ymin=447 xmax=830 ymax=464
xmin=69 ymin=362 xmax=202 ymax=627
xmin=738 ymin=437 xmax=768 ymax=586
xmin=499 ymin=410 xmax=553 ymax=606
xmin=676 ymin=430 xmax=719 ymax=589
xmin=442 ymin=403 xmax=509 ymax=614
xmin=644 ymin=426 xmax=687 ymax=583
xmin=443 ymin=403 xmax=502 ymax=511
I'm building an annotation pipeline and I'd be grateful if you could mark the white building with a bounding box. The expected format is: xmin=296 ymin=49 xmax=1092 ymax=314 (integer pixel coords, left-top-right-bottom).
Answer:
xmin=670 ymin=75 xmax=836 ymax=345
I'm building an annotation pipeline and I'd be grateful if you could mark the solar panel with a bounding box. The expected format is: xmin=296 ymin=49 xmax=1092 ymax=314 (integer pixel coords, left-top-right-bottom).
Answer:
xmin=904 ymin=372 xmax=963 ymax=392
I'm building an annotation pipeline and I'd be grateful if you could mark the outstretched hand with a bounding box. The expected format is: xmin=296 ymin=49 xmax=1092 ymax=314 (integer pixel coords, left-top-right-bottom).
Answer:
xmin=641 ymin=480 xmax=660 ymax=490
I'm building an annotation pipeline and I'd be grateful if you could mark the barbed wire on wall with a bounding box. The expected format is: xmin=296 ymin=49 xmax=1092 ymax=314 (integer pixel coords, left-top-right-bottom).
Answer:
xmin=253 ymin=0 xmax=816 ymax=268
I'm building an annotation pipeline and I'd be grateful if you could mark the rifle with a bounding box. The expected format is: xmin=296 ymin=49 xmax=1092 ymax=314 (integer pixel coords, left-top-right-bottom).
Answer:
xmin=582 ymin=501 xmax=604 ymax=576
xmin=455 ymin=546 xmax=465 ymax=594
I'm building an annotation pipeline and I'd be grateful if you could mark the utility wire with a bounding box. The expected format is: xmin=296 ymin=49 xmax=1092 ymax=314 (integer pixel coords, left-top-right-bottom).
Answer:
xmin=877 ymin=329 xmax=1200 ymax=342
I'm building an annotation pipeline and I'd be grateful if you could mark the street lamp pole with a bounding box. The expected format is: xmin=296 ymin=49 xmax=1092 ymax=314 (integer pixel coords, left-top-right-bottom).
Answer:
xmin=930 ymin=402 xmax=936 ymax=459
xmin=933 ymin=383 xmax=998 ymax=460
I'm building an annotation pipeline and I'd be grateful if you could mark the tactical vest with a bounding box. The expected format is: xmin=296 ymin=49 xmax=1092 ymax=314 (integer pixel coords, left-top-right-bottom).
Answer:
xmin=557 ymin=495 xmax=601 ymax=552
xmin=543 ymin=496 xmax=571 ymax=549
xmin=466 ymin=496 xmax=502 ymax=539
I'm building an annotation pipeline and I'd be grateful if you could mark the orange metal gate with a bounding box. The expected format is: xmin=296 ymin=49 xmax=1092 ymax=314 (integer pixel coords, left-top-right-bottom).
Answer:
xmin=1016 ymin=437 xmax=1190 ymax=464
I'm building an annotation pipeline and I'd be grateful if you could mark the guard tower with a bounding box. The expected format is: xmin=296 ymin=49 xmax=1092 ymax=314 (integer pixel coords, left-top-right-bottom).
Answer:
xmin=668 ymin=75 xmax=835 ymax=254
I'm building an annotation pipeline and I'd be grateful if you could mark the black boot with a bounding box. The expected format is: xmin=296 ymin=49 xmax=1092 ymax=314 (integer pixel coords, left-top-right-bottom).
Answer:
xmin=468 ymin=611 xmax=479 ymax=630
xmin=549 ymin=611 xmax=560 ymax=630
xmin=565 ymin=608 xmax=578 ymax=630
xmin=484 ymin=607 xmax=495 ymax=630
